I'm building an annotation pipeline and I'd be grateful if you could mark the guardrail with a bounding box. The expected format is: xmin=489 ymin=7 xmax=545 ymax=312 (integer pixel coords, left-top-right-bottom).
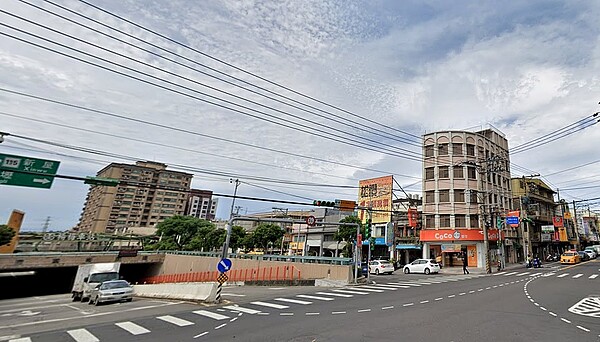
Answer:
xmin=159 ymin=250 xmax=353 ymax=265
xmin=141 ymin=265 xmax=301 ymax=284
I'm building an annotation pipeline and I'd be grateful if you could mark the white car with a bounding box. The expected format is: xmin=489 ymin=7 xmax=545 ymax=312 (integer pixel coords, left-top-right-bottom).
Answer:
xmin=369 ymin=260 xmax=394 ymax=275
xmin=403 ymin=259 xmax=440 ymax=275
xmin=88 ymin=280 xmax=133 ymax=306
xmin=583 ymin=249 xmax=597 ymax=259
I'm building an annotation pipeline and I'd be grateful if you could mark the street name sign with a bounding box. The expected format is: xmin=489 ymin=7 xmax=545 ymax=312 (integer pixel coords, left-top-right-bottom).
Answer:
xmin=0 ymin=153 xmax=60 ymax=189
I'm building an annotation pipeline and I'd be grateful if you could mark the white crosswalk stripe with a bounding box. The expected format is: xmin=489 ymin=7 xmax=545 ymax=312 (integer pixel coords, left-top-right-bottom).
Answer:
xmin=315 ymin=291 xmax=353 ymax=298
xmin=156 ymin=315 xmax=194 ymax=327
xmin=274 ymin=298 xmax=312 ymax=305
xmin=224 ymin=305 xmax=261 ymax=314
xmin=296 ymin=294 xmax=335 ymax=301
xmin=9 ymin=338 xmax=32 ymax=342
xmin=590 ymin=274 xmax=598 ymax=279
xmin=360 ymin=285 xmax=397 ymax=291
xmin=573 ymin=274 xmax=584 ymax=279
xmin=250 ymin=301 xmax=289 ymax=309
xmin=67 ymin=329 xmax=99 ymax=342
xmin=516 ymin=272 xmax=530 ymax=276
xmin=372 ymin=284 xmax=410 ymax=289
xmin=542 ymin=272 xmax=555 ymax=277
xmin=504 ymin=271 xmax=518 ymax=276
xmin=115 ymin=322 xmax=150 ymax=335
xmin=389 ymin=283 xmax=421 ymax=287
xmin=557 ymin=273 xmax=569 ymax=278
xmin=193 ymin=310 xmax=230 ymax=320
xmin=494 ymin=272 xmax=507 ymax=276
xmin=332 ymin=289 xmax=370 ymax=295
xmin=354 ymin=287 xmax=384 ymax=292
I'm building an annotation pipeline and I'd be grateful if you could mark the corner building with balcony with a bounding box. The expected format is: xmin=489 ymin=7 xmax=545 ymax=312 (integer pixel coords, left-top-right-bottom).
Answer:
xmin=420 ymin=128 xmax=514 ymax=269
xmin=77 ymin=161 xmax=192 ymax=234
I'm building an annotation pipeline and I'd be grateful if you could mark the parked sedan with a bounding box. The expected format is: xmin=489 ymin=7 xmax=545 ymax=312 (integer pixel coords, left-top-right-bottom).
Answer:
xmin=88 ymin=280 xmax=133 ymax=306
xmin=583 ymin=249 xmax=597 ymax=259
xmin=577 ymin=251 xmax=590 ymax=261
xmin=369 ymin=260 xmax=395 ymax=275
xmin=403 ymin=259 xmax=440 ymax=275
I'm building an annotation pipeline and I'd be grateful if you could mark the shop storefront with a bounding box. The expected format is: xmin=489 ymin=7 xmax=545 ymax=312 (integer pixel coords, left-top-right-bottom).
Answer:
xmin=420 ymin=229 xmax=502 ymax=269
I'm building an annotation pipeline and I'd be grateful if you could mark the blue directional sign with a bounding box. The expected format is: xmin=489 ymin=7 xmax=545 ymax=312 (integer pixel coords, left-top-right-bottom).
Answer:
xmin=506 ymin=216 xmax=519 ymax=225
xmin=217 ymin=258 xmax=232 ymax=273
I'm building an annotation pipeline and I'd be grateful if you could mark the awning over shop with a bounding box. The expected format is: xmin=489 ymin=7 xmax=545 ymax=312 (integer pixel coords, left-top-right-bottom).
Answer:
xmin=396 ymin=244 xmax=421 ymax=250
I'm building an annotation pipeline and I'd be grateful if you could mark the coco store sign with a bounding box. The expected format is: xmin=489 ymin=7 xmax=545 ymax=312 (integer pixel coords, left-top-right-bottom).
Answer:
xmin=420 ymin=229 xmax=501 ymax=242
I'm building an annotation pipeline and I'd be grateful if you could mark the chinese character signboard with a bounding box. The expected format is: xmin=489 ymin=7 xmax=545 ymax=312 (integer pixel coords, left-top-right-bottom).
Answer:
xmin=0 ymin=153 xmax=60 ymax=189
xmin=553 ymin=216 xmax=564 ymax=227
xmin=358 ymin=175 xmax=393 ymax=224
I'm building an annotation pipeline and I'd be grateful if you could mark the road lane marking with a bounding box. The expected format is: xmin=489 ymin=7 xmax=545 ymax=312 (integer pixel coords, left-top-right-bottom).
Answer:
xmin=382 ymin=306 xmax=394 ymax=310
xmin=468 ymin=291 xmax=475 ymax=294
xmin=420 ymin=300 xmax=429 ymax=304
xmin=573 ymin=274 xmax=583 ymax=279
xmin=315 ymin=292 xmax=352 ymax=298
xmin=115 ymin=322 xmax=150 ymax=335
xmin=540 ymin=307 xmax=547 ymax=311
xmin=157 ymin=316 xmax=194 ymax=327
xmin=296 ymin=295 xmax=334 ymax=301
xmin=357 ymin=309 xmax=371 ymax=313
xmin=477 ymin=289 xmax=483 ymax=292
xmin=214 ymin=324 xmax=227 ymax=330
xmin=332 ymin=311 xmax=346 ymax=315
xmin=250 ymin=301 xmax=289 ymax=309
xmin=577 ymin=326 xmax=590 ymax=332
xmin=516 ymin=272 xmax=530 ymax=276
xmin=485 ymin=287 xmax=491 ymax=290
xmin=435 ymin=298 xmax=443 ymax=301
xmin=372 ymin=284 xmax=409 ymax=289
xmin=274 ymin=298 xmax=312 ymax=305
xmin=589 ymin=274 xmax=598 ymax=279
xmin=389 ymin=283 xmax=421 ymax=287
xmin=332 ymin=289 xmax=369 ymax=295
xmin=557 ymin=273 xmax=569 ymax=278
xmin=459 ymin=292 xmax=466 ymax=296
xmin=360 ymin=285 xmax=396 ymax=291
xmin=280 ymin=313 xmax=294 ymax=316
xmin=223 ymin=305 xmax=261 ymax=314
xmin=67 ymin=329 xmax=99 ymax=342
xmin=8 ymin=338 xmax=31 ymax=342
xmin=504 ymin=272 xmax=518 ymax=276
xmin=193 ymin=332 xmax=209 ymax=339
xmin=403 ymin=303 xmax=414 ymax=307
xmin=305 ymin=312 xmax=320 ymax=316
xmin=193 ymin=310 xmax=230 ymax=320
xmin=494 ymin=272 xmax=507 ymax=276
xmin=221 ymin=293 xmax=246 ymax=297
xmin=230 ymin=317 xmax=238 ymax=322
xmin=561 ymin=318 xmax=571 ymax=324
xmin=448 ymin=295 xmax=456 ymax=298
xmin=549 ymin=312 xmax=557 ymax=316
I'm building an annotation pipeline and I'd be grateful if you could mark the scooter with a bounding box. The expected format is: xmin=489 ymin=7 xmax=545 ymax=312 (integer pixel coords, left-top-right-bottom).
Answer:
xmin=532 ymin=257 xmax=542 ymax=268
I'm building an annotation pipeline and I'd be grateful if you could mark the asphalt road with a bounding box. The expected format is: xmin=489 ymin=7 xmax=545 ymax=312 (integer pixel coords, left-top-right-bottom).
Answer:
xmin=1 ymin=261 xmax=599 ymax=342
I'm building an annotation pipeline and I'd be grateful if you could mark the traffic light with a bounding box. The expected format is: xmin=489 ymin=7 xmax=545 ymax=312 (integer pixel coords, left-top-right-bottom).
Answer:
xmin=313 ymin=200 xmax=335 ymax=207
xmin=364 ymin=219 xmax=372 ymax=239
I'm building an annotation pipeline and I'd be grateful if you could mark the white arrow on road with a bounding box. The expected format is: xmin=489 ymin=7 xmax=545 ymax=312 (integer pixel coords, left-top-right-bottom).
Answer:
xmin=18 ymin=310 xmax=41 ymax=316
xmin=33 ymin=178 xmax=51 ymax=184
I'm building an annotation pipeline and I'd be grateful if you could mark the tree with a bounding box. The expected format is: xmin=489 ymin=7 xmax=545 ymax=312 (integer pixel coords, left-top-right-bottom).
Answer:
xmin=334 ymin=216 xmax=363 ymax=257
xmin=0 ymin=225 xmax=15 ymax=246
xmin=154 ymin=216 xmax=215 ymax=250
xmin=252 ymin=223 xmax=284 ymax=252
xmin=229 ymin=225 xmax=247 ymax=252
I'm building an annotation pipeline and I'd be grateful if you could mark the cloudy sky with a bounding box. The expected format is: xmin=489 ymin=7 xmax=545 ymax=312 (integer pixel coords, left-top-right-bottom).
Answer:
xmin=0 ymin=0 xmax=599 ymax=230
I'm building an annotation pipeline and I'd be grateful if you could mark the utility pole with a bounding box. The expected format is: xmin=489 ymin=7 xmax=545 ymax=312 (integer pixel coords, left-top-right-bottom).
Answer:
xmin=222 ymin=179 xmax=241 ymax=259
xmin=42 ymin=216 xmax=51 ymax=233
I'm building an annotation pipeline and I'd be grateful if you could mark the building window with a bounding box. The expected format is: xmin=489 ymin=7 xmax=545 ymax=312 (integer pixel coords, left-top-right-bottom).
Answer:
xmin=438 ymin=144 xmax=449 ymax=156
xmin=466 ymin=144 xmax=475 ymax=156
xmin=469 ymin=191 xmax=478 ymax=204
xmin=452 ymin=143 xmax=463 ymax=155
xmin=439 ymin=190 xmax=450 ymax=202
xmin=425 ymin=145 xmax=434 ymax=157
xmin=438 ymin=166 xmax=449 ymax=178
xmin=425 ymin=168 xmax=435 ymax=180
xmin=455 ymin=215 xmax=466 ymax=227
xmin=469 ymin=215 xmax=479 ymax=228
xmin=453 ymin=166 xmax=464 ymax=178
xmin=467 ymin=167 xmax=477 ymax=179
xmin=454 ymin=190 xmax=465 ymax=202
xmin=439 ymin=215 xmax=451 ymax=227
xmin=425 ymin=191 xmax=435 ymax=203
xmin=425 ymin=215 xmax=435 ymax=229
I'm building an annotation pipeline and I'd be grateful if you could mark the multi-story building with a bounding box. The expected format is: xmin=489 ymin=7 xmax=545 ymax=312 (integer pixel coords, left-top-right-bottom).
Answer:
xmin=77 ymin=161 xmax=192 ymax=233
xmin=510 ymin=177 xmax=568 ymax=259
xmin=185 ymin=189 xmax=218 ymax=220
xmin=420 ymin=128 xmax=513 ymax=269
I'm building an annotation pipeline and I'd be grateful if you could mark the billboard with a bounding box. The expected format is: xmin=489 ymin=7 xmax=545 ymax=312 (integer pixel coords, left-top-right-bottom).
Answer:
xmin=358 ymin=175 xmax=393 ymax=224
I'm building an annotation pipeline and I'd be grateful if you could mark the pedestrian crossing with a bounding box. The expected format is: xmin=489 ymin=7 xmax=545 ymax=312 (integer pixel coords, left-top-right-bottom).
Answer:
xmin=9 ymin=271 xmax=598 ymax=342
xmin=495 ymin=270 xmax=600 ymax=280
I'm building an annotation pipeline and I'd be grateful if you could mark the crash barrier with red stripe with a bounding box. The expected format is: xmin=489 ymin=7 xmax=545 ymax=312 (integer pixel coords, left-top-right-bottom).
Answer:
xmin=141 ymin=265 xmax=301 ymax=284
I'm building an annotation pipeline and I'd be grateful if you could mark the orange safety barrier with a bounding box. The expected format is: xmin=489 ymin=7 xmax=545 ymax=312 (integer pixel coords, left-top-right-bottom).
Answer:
xmin=140 ymin=265 xmax=302 ymax=284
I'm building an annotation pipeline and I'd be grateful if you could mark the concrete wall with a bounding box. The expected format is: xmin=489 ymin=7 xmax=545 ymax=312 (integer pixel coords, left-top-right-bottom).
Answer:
xmin=160 ymin=254 xmax=352 ymax=282
xmin=0 ymin=252 xmax=164 ymax=270
xmin=133 ymin=282 xmax=217 ymax=302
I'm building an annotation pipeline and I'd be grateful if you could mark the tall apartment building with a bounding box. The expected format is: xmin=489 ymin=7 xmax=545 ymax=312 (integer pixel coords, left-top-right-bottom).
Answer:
xmin=77 ymin=161 xmax=192 ymax=233
xmin=419 ymin=128 xmax=513 ymax=268
xmin=185 ymin=189 xmax=218 ymax=220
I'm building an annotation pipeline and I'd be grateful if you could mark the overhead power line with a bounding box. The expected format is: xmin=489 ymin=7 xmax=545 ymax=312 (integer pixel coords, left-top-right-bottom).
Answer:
xmin=74 ymin=0 xmax=422 ymax=141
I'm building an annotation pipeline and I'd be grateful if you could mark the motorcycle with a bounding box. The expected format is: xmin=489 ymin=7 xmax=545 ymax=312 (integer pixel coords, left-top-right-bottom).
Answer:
xmin=532 ymin=257 xmax=542 ymax=268
xmin=545 ymin=254 xmax=558 ymax=262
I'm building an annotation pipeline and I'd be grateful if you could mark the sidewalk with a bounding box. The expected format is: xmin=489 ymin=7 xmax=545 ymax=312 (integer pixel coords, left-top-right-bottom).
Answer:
xmin=440 ymin=262 xmax=525 ymax=275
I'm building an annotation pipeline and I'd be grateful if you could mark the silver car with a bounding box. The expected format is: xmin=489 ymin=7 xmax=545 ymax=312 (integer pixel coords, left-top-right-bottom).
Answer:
xmin=88 ymin=280 xmax=133 ymax=306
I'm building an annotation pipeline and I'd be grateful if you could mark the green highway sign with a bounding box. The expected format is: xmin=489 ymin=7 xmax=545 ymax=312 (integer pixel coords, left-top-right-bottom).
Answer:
xmin=0 ymin=153 xmax=60 ymax=174
xmin=0 ymin=153 xmax=60 ymax=189
xmin=0 ymin=170 xmax=55 ymax=189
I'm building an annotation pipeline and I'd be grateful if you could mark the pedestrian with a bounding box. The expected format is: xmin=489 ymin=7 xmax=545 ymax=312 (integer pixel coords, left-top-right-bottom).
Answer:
xmin=462 ymin=251 xmax=469 ymax=274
